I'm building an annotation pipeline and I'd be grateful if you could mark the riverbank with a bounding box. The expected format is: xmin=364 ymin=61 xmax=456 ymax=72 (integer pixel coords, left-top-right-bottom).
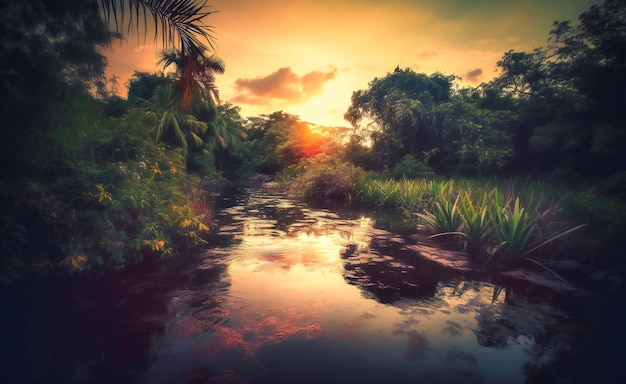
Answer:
xmin=3 ymin=183 xmax=625 ymax=383
xmin=276 ymin=169 xmax=626 ymax=289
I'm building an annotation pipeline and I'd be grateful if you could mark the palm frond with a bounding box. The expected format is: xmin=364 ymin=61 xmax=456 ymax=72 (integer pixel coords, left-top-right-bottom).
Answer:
xmin=100 ymin=0 xmax=217 ymax=53
xmin=158 ymin=48 xmax=225 ymax=106
xmin=99 ymin=0 xmax=220 ymax=107
xmin=189 ymin=131 xmax=203 ymax=147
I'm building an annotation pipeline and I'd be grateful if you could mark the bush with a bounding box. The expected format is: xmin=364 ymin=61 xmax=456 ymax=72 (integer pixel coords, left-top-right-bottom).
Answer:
xmin=280 ymin=155 xmax=363 ymax=200
xmin=391 ymin=155 xmax=434 ymax=179
xmin=1 ymin=110 xmax=213 ymax=281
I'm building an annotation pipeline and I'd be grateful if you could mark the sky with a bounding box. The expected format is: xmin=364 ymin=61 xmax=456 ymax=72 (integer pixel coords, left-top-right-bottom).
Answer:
xmin=104 ymin=0 xmax=602 ymax=127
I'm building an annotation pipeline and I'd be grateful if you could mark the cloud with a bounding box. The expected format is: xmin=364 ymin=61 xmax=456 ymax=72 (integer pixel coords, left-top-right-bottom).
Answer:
xmin=229 ymin=94 xmax=267 ymax=105
xmin=416 ymin=50 xmax=438 ymax=58
xmin=233 ymin=66 xmax=338 ymax=105
xmin=462 ymin=68 xmax=482 ymax=83
xmin=476 ymin=38 xmax=498 ymax=46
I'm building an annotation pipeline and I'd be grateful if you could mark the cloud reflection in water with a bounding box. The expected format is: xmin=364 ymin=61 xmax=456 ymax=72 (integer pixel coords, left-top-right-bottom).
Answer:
xmin=136 ymin=190 xmax=576 ymax=384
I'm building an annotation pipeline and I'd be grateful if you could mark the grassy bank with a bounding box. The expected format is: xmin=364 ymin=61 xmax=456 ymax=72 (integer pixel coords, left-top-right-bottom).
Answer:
xmin=281 ymin=161 xmax=626 ymax=270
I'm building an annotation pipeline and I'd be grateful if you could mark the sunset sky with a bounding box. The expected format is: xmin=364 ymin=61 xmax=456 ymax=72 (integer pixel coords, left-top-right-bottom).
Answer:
xmin=105 ymin=0 xmax=601 ymax=127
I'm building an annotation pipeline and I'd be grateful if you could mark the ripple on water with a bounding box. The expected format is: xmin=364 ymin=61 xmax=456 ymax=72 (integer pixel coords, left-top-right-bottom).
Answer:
xmin=134 ymin=188 xmax=589 ymax=384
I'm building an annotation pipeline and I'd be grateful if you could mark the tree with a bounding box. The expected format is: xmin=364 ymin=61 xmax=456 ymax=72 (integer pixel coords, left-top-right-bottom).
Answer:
xmin=491 ymin=49 xmax=562 ymax=99
xmin=143 ymin=84 xmax=207 ymax=160
xmin=548 ymin=0 xmax=626 ymax=167
xmin=100 ymin=0 xmax=218 ymax=105
xmin=127 ymin=71 xmax=173 ymax=102
xmin=490 ymin=0 xmax=626 ymax=177
xmin=206 ymin=102 xmax=248 ymax=151
xmin=186 ymin=101 xmax=249 ymax=176
xmin=158 ymin=48 xmax=225 ymax=107
xmin=345 ymin=68 xmax=513 ymax=175
xmin=244 ymin=112 xmax=331 ymax=174
xmin=345 ymin=68 xmax=455 ymax=169
xmin=254 ymin=112 xmax=302 ymax=173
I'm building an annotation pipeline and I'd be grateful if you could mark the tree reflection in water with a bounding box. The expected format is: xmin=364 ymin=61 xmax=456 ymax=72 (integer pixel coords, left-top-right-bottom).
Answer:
xmin=0 ymin=258 xmax=232 ymax=384
xmin=3 ymin=186 xmax=621 ymax=383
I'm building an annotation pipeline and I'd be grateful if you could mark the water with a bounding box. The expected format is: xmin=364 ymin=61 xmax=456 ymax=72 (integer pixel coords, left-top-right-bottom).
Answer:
xmin=2 ymin=184 xmax=625 ymax=383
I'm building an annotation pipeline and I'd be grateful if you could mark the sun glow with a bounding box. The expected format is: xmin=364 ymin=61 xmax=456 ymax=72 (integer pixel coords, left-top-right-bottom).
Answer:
xmin=105 ymin=0 xmax=601 ymax=127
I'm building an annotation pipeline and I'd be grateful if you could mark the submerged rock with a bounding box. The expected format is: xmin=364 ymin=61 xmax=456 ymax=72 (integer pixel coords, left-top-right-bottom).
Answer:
xmin=405 ymin=243 xmax=473 ymax=272
xmin=406 ymin=240 xmax=586 ymax=295
xmin=499 ymin=268 xmax=582 ymax=294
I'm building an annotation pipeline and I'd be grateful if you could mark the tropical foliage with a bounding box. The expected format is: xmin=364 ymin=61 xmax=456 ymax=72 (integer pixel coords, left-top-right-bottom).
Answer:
xmin=360 ymin=178 xmax=587 ymax=265
xmin=100 ymin=0 xmax=219 ymax=106
xmin=0 ymin=0 xmax=222 ymax=282
xmin=1 ymin=105 xmax=213 ymax=283
xmin=345 ymin=69 xmax=514 ymax=176
xmin=2 ymin=0 xmax=626 ymax=282
xmin=142 ymin=84 xmax=207 ymax=159
xmin=490 ymin=0 xmax=626 ymax=179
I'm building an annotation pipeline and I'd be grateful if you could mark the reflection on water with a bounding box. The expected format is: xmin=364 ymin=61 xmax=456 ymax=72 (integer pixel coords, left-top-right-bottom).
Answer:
xmin=133 ymin=187 xmax=576 ymax=384
xmin=2 ymin=185 xmax=623 ymax=383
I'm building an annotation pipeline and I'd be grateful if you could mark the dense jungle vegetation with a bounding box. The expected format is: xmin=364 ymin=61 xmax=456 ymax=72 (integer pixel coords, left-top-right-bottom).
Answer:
xmin=1 ymin=0 xmax=625 ymax=283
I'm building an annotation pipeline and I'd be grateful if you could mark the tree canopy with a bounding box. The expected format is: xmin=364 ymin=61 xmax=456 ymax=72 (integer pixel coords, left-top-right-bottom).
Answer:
xmin=345 ymin=68 xmax=514 ymax=176
xmin=490 ymin=0 xmax=626 ymax=177
xmin=342 ymin=0 xmax=625 ymax=180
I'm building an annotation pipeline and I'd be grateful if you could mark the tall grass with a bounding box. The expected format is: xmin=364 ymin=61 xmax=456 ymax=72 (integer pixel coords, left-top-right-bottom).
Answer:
xmin=455 ymin=191 xmax=493 ymax=257
xmin=358 ymin=175 xmax=586 ymax=266
xmin=287 ymin=165 xmax=622 ymax=268
xmin=416 ymin=191 xmax=464 ymax=234
xmin=489 ymin=193 xmax=585 ymax=262
xmin=364 ymin=178 xmax=430 ymax=212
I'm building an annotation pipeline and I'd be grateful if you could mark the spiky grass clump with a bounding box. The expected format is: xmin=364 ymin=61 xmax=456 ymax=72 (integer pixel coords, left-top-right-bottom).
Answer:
xmin=456 ymin=191 xmax=493 ymax=257
xmin=488 ymin=191 xmax=585 ymax=263
xmin=420 ymin=187 xmax=585 ymax=267
xmin=416 ymin=190 xmax=464 ymax=234
xmin=304 ymin=173 xmax=588 ymax=266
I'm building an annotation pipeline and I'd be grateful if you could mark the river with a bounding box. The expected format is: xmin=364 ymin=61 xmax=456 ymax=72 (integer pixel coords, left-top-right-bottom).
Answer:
xmin=1 ymin=183 xmax=625 ymax=383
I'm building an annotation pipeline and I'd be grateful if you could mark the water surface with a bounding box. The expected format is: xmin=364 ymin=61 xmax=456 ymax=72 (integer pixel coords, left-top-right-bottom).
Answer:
xmin=2 ymin=185 xmax=624 ymax=383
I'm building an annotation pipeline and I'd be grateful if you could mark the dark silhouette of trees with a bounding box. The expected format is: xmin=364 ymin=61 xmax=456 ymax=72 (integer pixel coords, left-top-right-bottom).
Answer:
xmin=490 ymin=0 xmax=626 ymax=179
xmin=345 ymin=68 xmax=513 ymax=176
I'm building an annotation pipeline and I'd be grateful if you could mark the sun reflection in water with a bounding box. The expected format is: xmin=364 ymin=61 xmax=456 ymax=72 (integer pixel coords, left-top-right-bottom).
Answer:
xmin=138 ymin=192 xmax=569 ymax=384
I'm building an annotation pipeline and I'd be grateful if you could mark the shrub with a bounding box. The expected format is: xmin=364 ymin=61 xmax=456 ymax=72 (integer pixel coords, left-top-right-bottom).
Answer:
xmin=280 ymin=155 xmax=362 ymax=199
xmin=391 ymin=155 xmax=434 ymax=179
xmin=3 ymin=111 xmax=213 ymax=280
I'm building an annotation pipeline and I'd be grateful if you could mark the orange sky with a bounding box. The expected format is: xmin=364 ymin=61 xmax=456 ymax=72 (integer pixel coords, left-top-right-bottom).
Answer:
xmin=104 ymin=0 xmax=601 ymax=127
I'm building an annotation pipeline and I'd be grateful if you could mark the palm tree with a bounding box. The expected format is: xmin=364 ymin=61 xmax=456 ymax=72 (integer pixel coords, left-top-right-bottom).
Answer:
xmin=208 ymin=102 xmax=248 ymax=150
xmin=158 ymin=48 xmax=225 ymax=107
xmin=143 ymin=84 xmax=207 ymax=159
xmin=97 ymin=0 xmax=219 ymax=106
